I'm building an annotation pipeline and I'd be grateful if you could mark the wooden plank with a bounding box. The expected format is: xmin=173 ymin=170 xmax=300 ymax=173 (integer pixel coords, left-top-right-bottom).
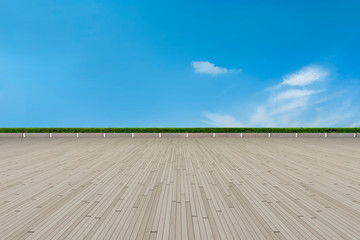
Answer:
xmin=0 ymin=138 xmax=359 ymax=239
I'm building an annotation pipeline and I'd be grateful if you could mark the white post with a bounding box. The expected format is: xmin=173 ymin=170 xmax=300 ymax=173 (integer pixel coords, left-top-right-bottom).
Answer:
xmin=132 ymin=133 xmax=134 ymax=138
xmin=186 ymin=133 xmax=189 ymax=138
xmin=76 ymin=133 xmax=79 ymax=138
xmin=103 ymin=133 xmax=106 ymax=138
xmin=213 ymin=133 xmax=216 ymax=137
xmin=23 ymin=133 xmax=26 ymax=138
xmin=354 ymin=133 xmax=356 ymax=138
xmin=295 ymin=133 xmax=298 ymax=138
xmin=240 ymin=133 xmax=243 ymax=138
xmin=268 ymin=133 xmax=271 ymax=138
xmin=50 ymin=133 xmax=52 ymax=138
xmin=325 ymin=133 xmax=328 ymax=138
xmin=159 ymin=133 xmax=161 ymax=138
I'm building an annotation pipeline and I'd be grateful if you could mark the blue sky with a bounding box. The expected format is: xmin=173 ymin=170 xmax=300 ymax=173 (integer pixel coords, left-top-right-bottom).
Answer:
xmin=1 ymin=0 xmax=360 ymax=127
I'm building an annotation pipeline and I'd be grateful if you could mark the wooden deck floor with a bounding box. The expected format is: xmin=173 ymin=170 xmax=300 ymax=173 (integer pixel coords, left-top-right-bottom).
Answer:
xmin=0 ymin=138 xmax=360 ymax=240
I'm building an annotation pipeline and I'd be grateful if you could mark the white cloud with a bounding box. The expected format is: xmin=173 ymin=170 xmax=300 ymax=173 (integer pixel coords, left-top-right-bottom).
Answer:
xmin=273 ymin=99 xmax=309 ymax=115
xmin=249 ymin=65 xmax=334 ymax=126
xmin=309 ymin=100 xmax=358 ymax=127
xmin=203 ymin=112 xmax=242 ymax=127
xmin=250 ymin=107 xmax=275 ymax=127
xmin=281 ymin=65 xmax=329 ymax=86
xmin=249 ymin=88 xmax=318 ymax=126
xmin=250 ymin=90 xmax=318 ymax=127
xmin=271 ymin=89 xmax=316 ymax=102
xmin=191 ymin=61 xmax=229 ymax=75
xmin=310 ymin=111 xmax=355 ymax=127
xmin=203 ymin=63 xmax=359 ymax=127
xmin=249 ymin=101 xmax=307 ymax=127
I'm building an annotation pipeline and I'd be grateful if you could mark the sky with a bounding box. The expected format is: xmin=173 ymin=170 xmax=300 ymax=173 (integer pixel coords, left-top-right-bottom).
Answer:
xmin=1 ymin=0 xmax=360 ymax=127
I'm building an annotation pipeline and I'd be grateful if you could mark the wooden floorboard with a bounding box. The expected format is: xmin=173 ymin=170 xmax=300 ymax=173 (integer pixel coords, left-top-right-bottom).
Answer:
xmin=0 ymin=138 xmax=360 ymax=240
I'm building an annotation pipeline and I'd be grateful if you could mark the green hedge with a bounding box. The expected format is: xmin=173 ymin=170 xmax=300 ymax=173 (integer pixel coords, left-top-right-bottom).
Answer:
xmin=0 ymin=128 xmax=359 ymax=133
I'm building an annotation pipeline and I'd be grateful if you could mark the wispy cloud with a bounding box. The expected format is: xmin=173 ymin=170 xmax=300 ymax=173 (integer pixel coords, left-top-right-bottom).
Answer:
xmin=270 ymin=89 xmax=317 ymax=102
xmin=281 ymin=65 xmax=329 ymax=86
xmin=203 ymin=64 xmax=360 ymax=127
xmin=250 ymin=65 xmax=328 ymax=126
xmin=191 ymin=61 xmax=231 ymax=75
xmin=203 ymin=112 xmax=242 ymax=127
xmin=310 ymin=100 xmax=357 ymax=127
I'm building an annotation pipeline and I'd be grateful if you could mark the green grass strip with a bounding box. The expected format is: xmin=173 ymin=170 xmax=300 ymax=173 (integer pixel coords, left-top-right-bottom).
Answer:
xmin=0 ymin=128 xmax=359 ymax=133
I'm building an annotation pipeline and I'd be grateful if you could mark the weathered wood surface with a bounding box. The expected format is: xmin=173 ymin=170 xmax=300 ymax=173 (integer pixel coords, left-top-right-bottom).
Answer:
xmin=0 ymin=138 xmax=359 ymax=239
